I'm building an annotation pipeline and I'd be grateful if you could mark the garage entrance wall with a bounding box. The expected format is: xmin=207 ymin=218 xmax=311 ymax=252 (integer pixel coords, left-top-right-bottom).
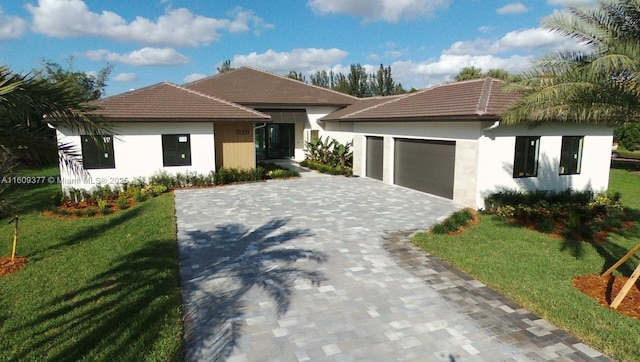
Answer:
xmin=351 ymin=121 xmax=484 ymax=207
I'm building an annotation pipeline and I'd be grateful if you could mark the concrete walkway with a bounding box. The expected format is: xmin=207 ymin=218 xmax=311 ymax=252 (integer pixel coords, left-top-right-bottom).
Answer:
xmin=175 ymin=175 xmax=611 ymax=362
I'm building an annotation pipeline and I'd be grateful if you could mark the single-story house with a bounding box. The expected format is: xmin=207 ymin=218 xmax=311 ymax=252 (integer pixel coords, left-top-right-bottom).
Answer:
xmin=54 ymin=67 xmax=613 ymax=209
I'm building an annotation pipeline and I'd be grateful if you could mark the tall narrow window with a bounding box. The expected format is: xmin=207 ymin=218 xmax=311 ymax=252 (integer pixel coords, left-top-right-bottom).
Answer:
xmin=81 ymin=135 xmax=115 ymax=169
xmin=513 ymin=136 xmax=540 ymax=178
xmin=559 ymin=136 xmax=583 ymax=175
xmin=162 ymin=134 xmax=191 ymax=166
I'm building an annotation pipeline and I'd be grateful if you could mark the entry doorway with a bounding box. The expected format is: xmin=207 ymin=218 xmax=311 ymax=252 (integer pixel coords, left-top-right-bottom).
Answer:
xmin=256 ymin=123 xmax=295 ymax=160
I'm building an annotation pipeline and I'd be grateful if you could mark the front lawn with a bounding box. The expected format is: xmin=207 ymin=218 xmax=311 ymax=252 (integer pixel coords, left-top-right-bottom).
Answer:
xmin=413 ymin=168 xmax=640 ymax=361
xmin=0 ymin=167 xmax=183 ymax=361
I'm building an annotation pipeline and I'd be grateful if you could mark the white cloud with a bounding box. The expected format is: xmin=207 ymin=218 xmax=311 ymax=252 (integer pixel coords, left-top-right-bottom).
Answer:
xmin=27 ymin=0 xmax=272 ymax=47
xmin=113 ymin=72 xmax=137 ymax=82
xmin=228 ymin=7 xmax=275 ymax=35
xmin=84 ymin=47 xmax=189 ymax=66
xmin=547 ymin=0 xmax=598 ymax=6
xmin=390 ymin=54 xmax=534 ymax=88
xmin=307 ymin=0 xmax=452 ymax=23
xmin=231 ymin=48 xmax=349 ymax=73
xmin=0 ymin=8 xmax=27 ymax=40
xmin=497 ymin=3 xmax=529 ymax=15
xmin=444 ymin=28 xmax=589 ymax=56
xmin=183 ymin=73 xmax=207 ymax=83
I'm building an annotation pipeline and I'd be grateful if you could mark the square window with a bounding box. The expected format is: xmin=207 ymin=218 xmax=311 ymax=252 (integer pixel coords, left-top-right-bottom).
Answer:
xmin=513 ymin=136 xmax=540 ymax=178
xmin=162 ymin=134 xmax=191 ymax=166
xmin=81 ymin=135 xmax=115 ymax=169
xmin=559 ymin=136 xmax=583 ymax=175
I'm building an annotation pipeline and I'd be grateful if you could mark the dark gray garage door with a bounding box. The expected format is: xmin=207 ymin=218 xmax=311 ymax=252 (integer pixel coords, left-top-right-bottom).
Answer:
xmin=394 ymin=138 xmax=455 ymax=199
xmin=366 ymin=136 xmax=384 ymax=181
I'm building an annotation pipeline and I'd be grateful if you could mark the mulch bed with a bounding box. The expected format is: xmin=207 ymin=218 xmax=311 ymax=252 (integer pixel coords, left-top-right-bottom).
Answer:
xmin=0 ymin=256 xmax=28 ymax=277
xmin=573 ymin=274 xmax=640 ymax=320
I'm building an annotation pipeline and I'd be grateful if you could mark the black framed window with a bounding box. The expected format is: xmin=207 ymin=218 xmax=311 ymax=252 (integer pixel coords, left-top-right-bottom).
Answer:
xmin=513 ymin=136 xmax=540 ymax=178
xmin=81 ymin=135 xmax=115 ymax=169
xmin=162 ymin=134 xmax=191 ymax=166
xmin=559 ymin=136 xmax=583 ymax=175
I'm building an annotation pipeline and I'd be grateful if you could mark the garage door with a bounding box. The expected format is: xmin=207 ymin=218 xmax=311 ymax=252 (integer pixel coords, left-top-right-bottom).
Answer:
xmin=394 ymin=138 xmax=455 ymax=199
xmin=366 ymin=136 xmax=384 ymax=181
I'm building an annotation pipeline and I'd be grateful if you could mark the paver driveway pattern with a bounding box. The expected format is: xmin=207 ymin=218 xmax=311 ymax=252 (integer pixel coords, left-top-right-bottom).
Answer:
xmin=175 ymin=175 xmax=611 ymax=362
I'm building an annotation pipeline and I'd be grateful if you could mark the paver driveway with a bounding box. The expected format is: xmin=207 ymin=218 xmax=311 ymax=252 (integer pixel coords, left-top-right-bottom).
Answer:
xmin=175 ymin=175 xmax=611 ymax=362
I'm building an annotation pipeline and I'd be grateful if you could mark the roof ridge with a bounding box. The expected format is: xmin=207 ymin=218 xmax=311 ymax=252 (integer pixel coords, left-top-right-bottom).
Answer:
xmin=93 ymin=82 xmax=172 ymax=104
xmin=337 ymin=93 xmax=413 ymax=119
xmin=167 ymin=82 xmax=270 ymax=119
xmin=242 ymin=66 xmax=361 ymax=101
xmin=475 ymin=78 xmax=493 ymax=115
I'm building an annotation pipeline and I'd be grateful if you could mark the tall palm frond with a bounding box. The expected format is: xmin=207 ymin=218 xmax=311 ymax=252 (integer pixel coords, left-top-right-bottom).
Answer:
xmin=502 ymin=0 xmax=640 ymax=125
xmin=0 ymin=65 xmax=112 ymax=165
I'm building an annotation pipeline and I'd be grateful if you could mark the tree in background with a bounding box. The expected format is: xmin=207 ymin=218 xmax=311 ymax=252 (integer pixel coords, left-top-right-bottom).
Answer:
xmin=39 ymin=58 xmax=113 ymax=100
xmin=287 ymin=70 xmax=306 ymax=82
xmin=347 ymin=64 xmax=370 ymax=97
xmin=310 ymin=70 xmax=334 ymax=89
xmin=216 ymin=60 xmax=234 ymax=73
xmin=301 ymin=63 xmax=405 ymax=97
xmin=0 ymin=65 xmax=111 ymax=215
xmin=455 ymin=66 xmax=483 ymax=81
xmin=614 ymin=123 xmax=640 ymax=151
xmin=370 ymin=64 xmax=404 ymax=96
xmin=502 ymin=0 xmax=640 ymax=125
xmin=454 ymin=67 xmax=517 ymax=82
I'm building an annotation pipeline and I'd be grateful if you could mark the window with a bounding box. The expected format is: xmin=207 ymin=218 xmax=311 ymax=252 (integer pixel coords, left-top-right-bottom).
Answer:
xmin=81 ymin=135 xmax=115 ymax=169
xmin=513 ymin=136 xmax=540 ymax=178
xmin=559 ymin=136 xmax=583 ymax=175
xmin=162 ymin=134 xmax=191 ymax=166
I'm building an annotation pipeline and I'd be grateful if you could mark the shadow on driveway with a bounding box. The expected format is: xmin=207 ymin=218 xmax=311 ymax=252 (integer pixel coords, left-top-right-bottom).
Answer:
xmin=180 ymin=217 xmax=328 ymax=361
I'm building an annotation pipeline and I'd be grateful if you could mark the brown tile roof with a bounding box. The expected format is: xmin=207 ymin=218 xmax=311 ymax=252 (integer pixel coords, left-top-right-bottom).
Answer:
xmin=324 ymin=78 xmax=521 ymax=122
xmin=91 ymin=82 xmax=270 ymax=122
xmin=184 ymin=67 xmax=358 ymax=107
xmin=320 ymin=94 xmax=407 ymax=121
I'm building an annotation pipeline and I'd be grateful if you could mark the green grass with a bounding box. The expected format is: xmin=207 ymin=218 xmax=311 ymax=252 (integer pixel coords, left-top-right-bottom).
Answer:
xmin=616 ymin=146 xmax=640 ymax=159
xmin=0 ymin=167 xmax=183 ymax=361
xmin=413 ymin=169 xmax=640 ymax=361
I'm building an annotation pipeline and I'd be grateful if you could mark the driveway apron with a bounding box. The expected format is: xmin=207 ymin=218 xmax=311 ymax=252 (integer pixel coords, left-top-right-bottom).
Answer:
xmin=175 ymin=176 xmax=611 ymax=362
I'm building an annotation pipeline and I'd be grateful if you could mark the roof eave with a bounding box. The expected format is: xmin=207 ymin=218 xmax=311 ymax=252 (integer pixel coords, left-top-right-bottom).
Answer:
xmin=327 ymin=114 xmax=502 ymax=122
xmin=99 ymin=117 xmax=271 ymax=123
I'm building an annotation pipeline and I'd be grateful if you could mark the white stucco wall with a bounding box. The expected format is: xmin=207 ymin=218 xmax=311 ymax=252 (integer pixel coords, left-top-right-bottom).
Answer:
xmin=349 ymin=121 xmax=484 ymax=207
xmin=348 ymin=120 xmax=613 ymax=209
xmin=56 ymin=122 xmax=216 ymax=192
xmin=476 ymin=123 xmax=613 ymax=209
xmin=307 ymin=106 xmax=352 ymax=143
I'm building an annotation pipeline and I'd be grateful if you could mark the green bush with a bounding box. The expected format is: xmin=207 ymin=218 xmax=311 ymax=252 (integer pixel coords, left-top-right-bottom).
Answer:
xmin=300 ymin=159 xmax=352 ymax=175
xmin=268 ymin=168 xmax=300 ymax=179
xmin=97 ymin=199 xmax=110 ymax=215
xmin=304 ymin=136 xmax=353 ymax=169
xmin=486 ymin=189 xmax=627 ymax=240
xmin=116 ymin=195 xmax=129 ymax=210
xmin=431 ymin=208 xmax=475 ymax=235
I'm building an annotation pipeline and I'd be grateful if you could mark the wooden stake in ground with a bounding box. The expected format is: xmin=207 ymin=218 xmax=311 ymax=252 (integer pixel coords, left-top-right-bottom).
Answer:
xmin=601 ymin=241 xmax=640 ymax=310
xmin=8 ymin=215 xmax=18 ymax=262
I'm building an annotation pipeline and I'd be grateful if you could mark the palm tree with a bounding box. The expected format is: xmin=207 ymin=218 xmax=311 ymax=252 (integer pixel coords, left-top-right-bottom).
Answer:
xmin=502 ymin=0 xmax=640 ymax=125
xmin=0 ymin=65 xmax=111 ymax=215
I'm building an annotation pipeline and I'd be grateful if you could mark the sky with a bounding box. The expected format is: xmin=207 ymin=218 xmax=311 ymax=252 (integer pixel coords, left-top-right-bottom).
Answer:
xmin=0 ymin=0 xmax=599 ymax=97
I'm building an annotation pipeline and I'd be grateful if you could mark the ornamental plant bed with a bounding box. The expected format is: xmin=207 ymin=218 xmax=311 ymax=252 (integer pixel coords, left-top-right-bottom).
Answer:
xmin=573 ymin=274 xmax=640 ymax=320
xmin=44 ymin=197 xmax=135 ymax=218
xmin=506 ymin=216 xmax=634 ymax=243
xmin=0 ymin=256 xmax=27 ymax=277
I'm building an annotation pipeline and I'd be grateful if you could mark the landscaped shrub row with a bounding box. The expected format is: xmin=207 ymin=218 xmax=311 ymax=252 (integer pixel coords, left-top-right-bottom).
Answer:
xmin=485 ymin=189 xmax=627 ymax=241
xmin=302 ymin=136 xmax=353 ymax=175
xmin=50 ymin=165 xmax=299 ymax=217
xmin=299 ymin=159 xmax=352 ymax=175
xmin=431 ymin=208 xmax=476 ymax=235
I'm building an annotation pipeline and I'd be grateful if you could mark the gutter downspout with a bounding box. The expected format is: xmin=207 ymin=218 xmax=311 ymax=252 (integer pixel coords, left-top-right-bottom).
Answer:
xmin=481 ymin=120 xmax=500 ymax=133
